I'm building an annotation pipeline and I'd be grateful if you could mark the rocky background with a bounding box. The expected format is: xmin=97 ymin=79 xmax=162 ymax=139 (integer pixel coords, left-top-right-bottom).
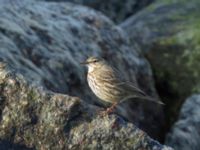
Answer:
xmin=0 ymin=0 xmax=199 ymax=149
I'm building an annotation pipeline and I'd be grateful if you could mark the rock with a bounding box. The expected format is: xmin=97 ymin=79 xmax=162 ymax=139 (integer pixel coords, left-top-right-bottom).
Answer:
xmin=37 ymin=0 xmax=154 ymax=23
xmin=0 ymin=0 xmax=164 ymax=139
xmin=121 ymin=0 xmax=200 ymax=125
xmin=165 ymin=95 xmax=200 ymax=150
xmin=0 ymin=63 xmax=173 ymax=149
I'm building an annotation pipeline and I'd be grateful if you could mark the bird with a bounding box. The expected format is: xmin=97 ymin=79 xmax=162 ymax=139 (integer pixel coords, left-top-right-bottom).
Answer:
xmin=81 ymin=56 xmax=164 ymax=114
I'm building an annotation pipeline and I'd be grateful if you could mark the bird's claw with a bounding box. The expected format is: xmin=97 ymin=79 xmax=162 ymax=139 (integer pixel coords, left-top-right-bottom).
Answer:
xmin=98 ymin=103 xmax=117 ymax=117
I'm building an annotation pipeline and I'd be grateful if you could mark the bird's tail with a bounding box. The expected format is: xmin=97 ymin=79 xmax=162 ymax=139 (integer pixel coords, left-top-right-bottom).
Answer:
xmin=140 ymin=96 xmax=165 ymax=105
xmin=120 ymin=95 xmax=165 ymax=105
xmin=121 ymin=95 xmax=165 ymax=105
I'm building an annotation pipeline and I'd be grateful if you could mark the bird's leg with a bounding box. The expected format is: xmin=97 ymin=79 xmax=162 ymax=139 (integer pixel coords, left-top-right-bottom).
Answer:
xmin=99 ymin=102 xmax=118 ymax=116
xmin=106 ymin=102 xmax=118 ymax=113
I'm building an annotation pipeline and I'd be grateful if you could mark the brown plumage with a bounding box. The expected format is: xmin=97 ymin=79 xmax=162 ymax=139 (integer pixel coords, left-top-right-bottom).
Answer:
xmin=81 ymin=56 xmax=164 ymax=108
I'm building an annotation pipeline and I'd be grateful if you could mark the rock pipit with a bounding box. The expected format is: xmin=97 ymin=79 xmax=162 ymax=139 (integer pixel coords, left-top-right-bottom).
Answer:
xmin=81 ymin=56 xmax=164 ymax=114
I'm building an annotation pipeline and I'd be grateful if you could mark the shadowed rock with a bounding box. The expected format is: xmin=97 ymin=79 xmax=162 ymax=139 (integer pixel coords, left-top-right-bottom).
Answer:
xmin=0 ymin=139 xmax=34 ymax=150
xmin=165 ymin=95 xmax=200 ymax=150
xmin=35 ymin=0 xmax=154 ymax=23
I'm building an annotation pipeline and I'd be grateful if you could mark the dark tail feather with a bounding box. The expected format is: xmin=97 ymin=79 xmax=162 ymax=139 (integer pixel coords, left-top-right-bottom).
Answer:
xmin=141 ymin=96 xmax=165 ymax=105
xmin=121 ymin=95 xmax=165 ymax=105
xmin=122 ymin=96 xmax=165 ymax=105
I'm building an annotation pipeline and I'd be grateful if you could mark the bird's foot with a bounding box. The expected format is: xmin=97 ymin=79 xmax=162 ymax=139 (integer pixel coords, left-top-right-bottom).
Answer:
xmin=99 ymin=102 xmax=117 ymax=117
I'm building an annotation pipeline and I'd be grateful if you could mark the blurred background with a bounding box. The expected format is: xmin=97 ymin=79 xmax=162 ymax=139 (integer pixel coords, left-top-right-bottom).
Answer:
xmin=0 ymin=0 xmax=200 ymax=149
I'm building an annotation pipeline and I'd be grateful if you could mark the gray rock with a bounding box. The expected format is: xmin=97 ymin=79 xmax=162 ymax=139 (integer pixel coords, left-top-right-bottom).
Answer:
xmin=165 ymin=95 xmax=200 ymax=150
xmin=26 ymin=0 xmax=154 ymax=23
xmin=121 ymin=0 xmax=200 ymax=125
xmin=0 ymin=0 xmax=164 ymax=139
xmin=0 ymin=62 xmax=173 ymax=149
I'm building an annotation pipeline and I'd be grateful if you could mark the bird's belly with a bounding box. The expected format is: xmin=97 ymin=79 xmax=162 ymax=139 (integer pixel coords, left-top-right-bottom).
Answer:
xmin=87 ymin=75 xmax=120 ymax=103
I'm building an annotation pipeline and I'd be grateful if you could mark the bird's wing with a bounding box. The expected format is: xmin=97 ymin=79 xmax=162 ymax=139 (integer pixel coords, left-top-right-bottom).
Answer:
xmin=112 ymin=66 xmax=135 ymax=81
xmin=95 ymin=66 xmax=120 ymax=82
xmin=95 ymin=69 xmax=164 ymax=105
xmin=116 ymin=81 xmax=147 ymax=97
xmin=95 ymin=66 xmax=143 ymax=94
xmin=116 ymin=82 xmax=165 ymax=105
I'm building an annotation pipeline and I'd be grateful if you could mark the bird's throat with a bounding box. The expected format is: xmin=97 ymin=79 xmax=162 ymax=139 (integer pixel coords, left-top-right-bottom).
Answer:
xmin=88 ymin=66 xmax=94 ymax=73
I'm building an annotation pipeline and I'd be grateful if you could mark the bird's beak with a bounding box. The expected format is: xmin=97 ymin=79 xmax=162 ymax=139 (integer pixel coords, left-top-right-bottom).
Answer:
xmin=80 ymin=61 xmax=88 ymax=65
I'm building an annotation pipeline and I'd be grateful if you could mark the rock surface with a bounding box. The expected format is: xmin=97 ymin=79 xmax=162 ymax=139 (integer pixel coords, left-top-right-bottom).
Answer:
xmin=0 ymin=0 xmax=164 ymax=141
xmin=0 ymin=63 xmax=173 ymax=149
xmin=165 ymin=95 xmax=200 ymax=150
xmin=121 ymin=0 xmax=200 ymax=125
xmin=39 ymin=0 xmax=154 ymax=23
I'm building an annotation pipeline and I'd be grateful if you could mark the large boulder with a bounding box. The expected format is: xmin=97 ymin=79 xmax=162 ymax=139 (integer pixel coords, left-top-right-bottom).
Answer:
xmin=37 ymin=0 xmax=154 ymax=23
xmin=165 ymin=95 xmax=200 ymax=150
xmin=0 ymin=0 xmax=164 ymax=139
xmin=121 ymin=0 xmax=200 ymax=125
xmin=0 ymin=63 xmax=173 ymax=150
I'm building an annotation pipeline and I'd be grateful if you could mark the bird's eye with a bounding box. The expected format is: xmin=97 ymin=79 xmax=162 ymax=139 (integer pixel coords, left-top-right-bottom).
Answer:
xmin=93 ymin=60 xmax=98 ymax=63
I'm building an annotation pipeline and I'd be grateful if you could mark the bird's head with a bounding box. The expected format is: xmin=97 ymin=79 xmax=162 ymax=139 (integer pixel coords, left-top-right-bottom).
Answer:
xmin=81 ymin=56 xmax=105 ymax=72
